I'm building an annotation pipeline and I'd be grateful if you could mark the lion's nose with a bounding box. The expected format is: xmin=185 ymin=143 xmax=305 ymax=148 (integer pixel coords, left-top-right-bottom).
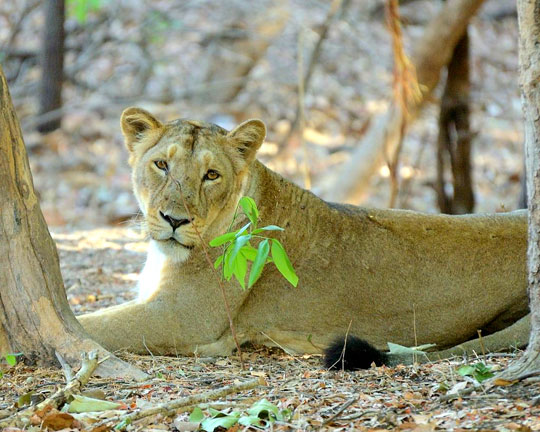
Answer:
xmin=159 ymin=211 xmax=192 ymax=230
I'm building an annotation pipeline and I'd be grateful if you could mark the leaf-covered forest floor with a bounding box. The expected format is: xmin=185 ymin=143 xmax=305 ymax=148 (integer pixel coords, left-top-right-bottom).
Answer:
xmin=1 ymin=227 xmax=539 ymax=431
xmin=2 ymin=0 xmax=539 ymax=430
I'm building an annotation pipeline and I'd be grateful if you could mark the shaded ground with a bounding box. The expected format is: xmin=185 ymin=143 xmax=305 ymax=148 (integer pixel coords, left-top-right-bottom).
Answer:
xmin=2 ymin=227 xmax=539 ymax=431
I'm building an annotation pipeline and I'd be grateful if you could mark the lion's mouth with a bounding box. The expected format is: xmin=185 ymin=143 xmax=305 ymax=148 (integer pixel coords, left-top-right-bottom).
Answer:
xmin=165 ymin=237 xmax=194 ymax=250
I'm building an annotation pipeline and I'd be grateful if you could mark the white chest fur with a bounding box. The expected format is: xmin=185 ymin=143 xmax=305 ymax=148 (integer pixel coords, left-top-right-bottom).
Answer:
xmin=137 ymin=241 xmax=166 ymax=301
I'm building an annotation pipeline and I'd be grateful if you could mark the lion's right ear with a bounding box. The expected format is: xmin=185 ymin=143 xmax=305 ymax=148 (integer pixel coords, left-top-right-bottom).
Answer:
xmin=120 ymin=107 xmax=162 ymax=152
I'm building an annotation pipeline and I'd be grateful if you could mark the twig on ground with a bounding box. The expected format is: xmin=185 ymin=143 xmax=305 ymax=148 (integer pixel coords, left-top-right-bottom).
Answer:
xmin=94 ymin=378 xmax=263 ymax=430
xmin=337 ymin=410 xmax=379 ymax=422
xmin=477 ymin=330 xmax=486 ymax=359
xmin=440 ymin=384 xmax=482 ymax=402
xmin=326 ymin=319 xmax=352 ymax=371
xmin=259 ymin=332 xmax=309 ymax=367
xmin=323 ymin=396 xmax=359 ymax=425
xmin=55 ymin=351 xmax=74 ymax=382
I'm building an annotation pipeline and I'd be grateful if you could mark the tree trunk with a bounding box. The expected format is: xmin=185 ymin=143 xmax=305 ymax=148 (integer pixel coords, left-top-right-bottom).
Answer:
xmin=0 ymin=65 xmax=146 ymax=380
xmin=499 ymin=0 xmax=540 ymax=380
xmin=436 ymin=30 xmax=475 ymax=214
xmin=37 ymin=0 xmax=65 ymax=133
xmin=320 ymin=0 xmax=485 ymax=203
xmin=519 ymin=156 xmax=527 ymax=209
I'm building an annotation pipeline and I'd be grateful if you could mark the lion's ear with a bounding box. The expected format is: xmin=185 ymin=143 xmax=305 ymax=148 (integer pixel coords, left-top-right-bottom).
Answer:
xmin=121 ymin=107 xmax=162 ymax=152
xmin=227 ymin=119 xmax=266 ymax=163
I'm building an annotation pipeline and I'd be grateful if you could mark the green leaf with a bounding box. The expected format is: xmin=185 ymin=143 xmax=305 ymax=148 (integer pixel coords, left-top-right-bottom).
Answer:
xmin=67 ymin=395 xmax=121 ymax=413
xmin=247 ymin=398 xmax=281 ymax=420
xmin=240 ymin=244 xmax=259 ymax=261
xmin=239 ymin=196 xmax=259 ymax=226
xmin=238 ymin=415 xmax=266 ymax=427
xmin=201 ymin=412 xmax=240 ymax=432
xmin=17 ymin=391 xmax=34 ymax=408
xmin=252 ymin=225 xmax=285 ymax=234
xmin=213 ymin=254 xmax=224 ymax=269
xmin=209 ymin=232 xmax=236 ymax=247
xmin=5 ymin=354 xmax=16 ymax=366
xmin=458 ymin=363 xmax=494 ymax=383
xmin=270 ymin=240 xmax=298 ymax=287
xmin=474 ymin=369 xmax=494 ymax=383
xmin=457 ymin=365 xmax=475 ymax=377
xmin=189 ymin=407 xmax=205 ymax=423
xmin=114 ymin=418 xmax=131 ymax=430
xmin=248 ymin=239 xmax=270 ymax=288
xmin=233 ymin=251 xmax=248 ymax=289
xmin=227 ymin=235 xmax=251 ymax=270
xmin=235 ymin=222 xmax=251 ymax=238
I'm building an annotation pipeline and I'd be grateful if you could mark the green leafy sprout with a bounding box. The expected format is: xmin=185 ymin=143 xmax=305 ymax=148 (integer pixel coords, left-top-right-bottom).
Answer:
xmin=209 ymin=196 xmax=298 ymax=289
xmin=189 ymin=398 xmax=292 ymax=432
xmin=457 ymin=362 xmax=494 ymax=383
xmin=0 ymin=353 xmax=20 ymax=378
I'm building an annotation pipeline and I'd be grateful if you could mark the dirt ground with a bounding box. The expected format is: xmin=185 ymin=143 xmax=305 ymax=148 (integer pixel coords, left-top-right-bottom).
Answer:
xmin=1 ymin=227 xmax=539 ymax=431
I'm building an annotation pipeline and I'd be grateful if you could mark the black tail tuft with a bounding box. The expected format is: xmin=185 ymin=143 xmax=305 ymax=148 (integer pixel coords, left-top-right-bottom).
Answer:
xmin=324 ymin=335 xmax=387 ymax=370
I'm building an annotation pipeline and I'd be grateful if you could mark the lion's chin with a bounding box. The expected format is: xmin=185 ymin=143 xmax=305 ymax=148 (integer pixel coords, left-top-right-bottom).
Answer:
xmin=154 ymin=238 xmax=193 ymax=263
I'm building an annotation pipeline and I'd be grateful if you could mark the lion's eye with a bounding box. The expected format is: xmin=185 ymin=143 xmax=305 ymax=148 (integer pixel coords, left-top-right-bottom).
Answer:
xmin=204 ymin=170 xmax=220 ymax=181
xmin=155 ymin=160 xmax=168 ymax=171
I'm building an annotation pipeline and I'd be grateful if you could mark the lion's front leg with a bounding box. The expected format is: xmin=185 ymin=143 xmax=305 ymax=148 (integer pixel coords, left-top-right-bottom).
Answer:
xmin=77 ymin=301 xmax=166 ymax=354
xmin=77 ymin=298 xmax=222 ymax=355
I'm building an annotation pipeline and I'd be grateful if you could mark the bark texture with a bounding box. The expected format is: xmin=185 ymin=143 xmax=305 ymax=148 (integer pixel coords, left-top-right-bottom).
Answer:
xmin=436 ymin=31 xmax=475 ymax=214
xmin=37 ymin=0 xmax=65 ymax=133
xmin=0 ymin=65 xmax=145 ymax=380
xmin=499 ymin=0 xmax=540 ymax=379
xmin=320 ymin=0 xmax=484 ymax=203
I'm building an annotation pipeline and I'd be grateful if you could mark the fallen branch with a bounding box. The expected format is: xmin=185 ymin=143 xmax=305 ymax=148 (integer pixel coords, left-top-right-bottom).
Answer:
xmin=323 ymin=396 xmax=359 ymax=426
xmin=440 ymin=383 xmax=482 ymax=403
xmin=95 ymin=377 xmax=263 ymax=430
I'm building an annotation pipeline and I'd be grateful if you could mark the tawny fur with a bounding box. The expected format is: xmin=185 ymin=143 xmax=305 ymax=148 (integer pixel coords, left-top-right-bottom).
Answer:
xmin=78 ymin=107 xmax=529 ymax=358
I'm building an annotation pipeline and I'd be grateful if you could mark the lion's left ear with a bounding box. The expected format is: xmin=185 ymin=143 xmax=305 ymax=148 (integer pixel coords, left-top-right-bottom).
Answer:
xmin=227 ymin=119 xmax=266 ymax=163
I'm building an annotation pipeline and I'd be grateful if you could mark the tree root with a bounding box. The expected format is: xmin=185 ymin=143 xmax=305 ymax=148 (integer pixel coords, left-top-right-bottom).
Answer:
xmin=495 ymin=350 xmax=540 ymax=382
xmin=0 ymin=351 xmax=100 ymax=428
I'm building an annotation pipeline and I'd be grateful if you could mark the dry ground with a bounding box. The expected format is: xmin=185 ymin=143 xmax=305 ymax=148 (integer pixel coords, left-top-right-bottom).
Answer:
xmin=1 ymin=227 xmax=539 ymax=431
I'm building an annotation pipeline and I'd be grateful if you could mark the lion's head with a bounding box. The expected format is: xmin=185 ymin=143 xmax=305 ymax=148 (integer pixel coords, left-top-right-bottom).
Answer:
xmin=121 ymin=107 xmax=266 ymax=262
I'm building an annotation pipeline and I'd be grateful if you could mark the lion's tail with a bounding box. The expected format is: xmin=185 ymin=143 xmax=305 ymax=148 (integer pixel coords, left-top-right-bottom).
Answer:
xmin=323 ymin=335 xmax=387 ymax=370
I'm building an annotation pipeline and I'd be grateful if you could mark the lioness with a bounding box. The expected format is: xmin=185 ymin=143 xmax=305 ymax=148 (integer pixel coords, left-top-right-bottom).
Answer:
xmin=78 ymin=107 xmax=529 ymax=367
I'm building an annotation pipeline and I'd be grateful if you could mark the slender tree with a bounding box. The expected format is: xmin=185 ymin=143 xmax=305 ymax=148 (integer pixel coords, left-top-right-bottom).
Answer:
xmin=0 ymin=65 xmax=145 ymax=379
xmin=436 ymin=30 xmax=475 ymax=214
xmin=500 ymin=0 xmax=540 ymax=379
xmin=37 ymin=0 xmax=65 ymax=133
